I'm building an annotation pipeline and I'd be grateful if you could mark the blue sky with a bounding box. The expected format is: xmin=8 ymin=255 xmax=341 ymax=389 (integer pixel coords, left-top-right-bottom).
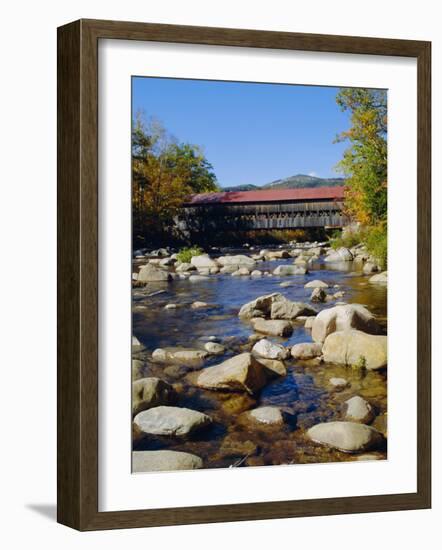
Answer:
xmin=132 ymin=77 xmax=352 ymax=188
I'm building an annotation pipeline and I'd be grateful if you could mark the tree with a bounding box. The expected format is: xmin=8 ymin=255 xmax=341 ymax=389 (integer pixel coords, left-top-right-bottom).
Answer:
xmin=132 ymin=114 xmax=219 ymax=244
xmin=335 ymin=88 xmax=387 ymax=225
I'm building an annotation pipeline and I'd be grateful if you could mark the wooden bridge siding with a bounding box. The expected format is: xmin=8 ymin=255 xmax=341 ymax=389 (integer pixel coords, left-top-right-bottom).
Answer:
xmin=179 ymin=199 xmax=346 ymax=230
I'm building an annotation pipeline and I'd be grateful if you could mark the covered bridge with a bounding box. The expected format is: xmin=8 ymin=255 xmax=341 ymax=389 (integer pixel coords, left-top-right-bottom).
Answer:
xmin=178 ymin=186 xmax=347 ymax=232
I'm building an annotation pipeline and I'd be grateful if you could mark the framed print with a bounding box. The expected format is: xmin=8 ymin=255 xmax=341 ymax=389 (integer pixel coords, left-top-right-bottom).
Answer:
xmin=57 ymin=19 xmax=431 ymax=530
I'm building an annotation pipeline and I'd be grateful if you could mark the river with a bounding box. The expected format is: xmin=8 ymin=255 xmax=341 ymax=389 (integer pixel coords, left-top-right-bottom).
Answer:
xmin=132 ymin=247 xmax=387 ymax=469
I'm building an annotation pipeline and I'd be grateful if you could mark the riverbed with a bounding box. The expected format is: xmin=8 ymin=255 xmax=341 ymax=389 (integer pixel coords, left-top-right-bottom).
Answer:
xmin=132 ymin=248 xmax=387 ymax=469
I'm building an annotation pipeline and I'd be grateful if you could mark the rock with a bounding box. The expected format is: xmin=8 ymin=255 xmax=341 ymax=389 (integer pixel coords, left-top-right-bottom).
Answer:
xmin=164 ymin=303 xmax=177 ymax=309
xmin=238 ymin=293 xmax=285 ymax=319
xmin=190 ymin=254 xmax=218 ymax=269
xmin=273 ymin=265 xmax=308 ymax=276
xmin=175 ymin=262 xmax=196 ymax=273
xmin=251 ymin=317 xmax=293 ymax=337
xmin=132 ymin=335 xmax=142 ymax=347
xmin=322 ymin=330 xmax=387 ymax=370
xmin=252 ymin=338 xmax=289 ymax=360
xmin=132 ymin=450 xmax=203 ymax=472
xmin=188 ymin=275 xmax=210 ymax=282
xmin=305 ymin=279 xmax=328 ymax=289
xmin=372 ymin=413 xmax=388 ymax=436
xmin=132 ymin=377 xmax=177 ymax=415
xmin=132 ymin=272 xmax=138 ymax=281
xmin=247 ymin=406 xmax=284 ymax=425
xmin=344 ymin=396 xmax=375 ymax=424
xmin=152 ymin=348 xmax=208 ymax=367
xmin=265 ymin=250 xmax=290 ymax=259
xmin=311 ymin=304 xmax=381 ymax=343
xmin=195 ymin=352 xmax=267 ymax=394
xmin=204 ymin=342 xmax=225 ymax=355
xmin=137 ymin=264 xmax=172 ymax=282
xmin=197 ymin=268 xmax=210 ymax=275
xmin=304 ymin=317 xmax=315 ymax=329
xmin=291 ymin=342 xmax=322 ymax=360
xmin=270 ymin=300 xmax=316 ymax=320
xmin=217 ymin=255 xmax=256 ymax=269
xmin=220 ymin=265 xmax=239 ymax=274
xmin=250 ymin=270 xmax=263 ymax=277
xmin=329 ymin=377 xmax=349 ymax=389
xmin=369 ymin=271 xmax=388 ymax=284
xmin=255 ymin=358 xmax=287 ymax=377
xmin=307 ymin=421 xmax=384 ymax=452
xmin=333 ymin=291 xmax=345 ymax=299
xmin=232 ymin=267 xmax=250 ymax=276
xmin=219 ymin=434 xmax=258 ymax=458
xmin=310 ymin=287 xmax=327 ymax=303
xmin=324 ymin=247 xmax=353 ymax=263
xmin=159 ymin=257 xmax=176 ymax=267
xmin=210 ymin=266 xmax=220 ymax=274
xmin=191 ymin=301 xmax=210 ymax=309
xmin=279 ymin=281 xmax=294 ymax=288
xmin=133 ymin=406 xmax=211 ymax=437
xmin=363 ymin=262 xmax=379 ymax=274
xmin=132 ymin=359 xmax=145 ymax=380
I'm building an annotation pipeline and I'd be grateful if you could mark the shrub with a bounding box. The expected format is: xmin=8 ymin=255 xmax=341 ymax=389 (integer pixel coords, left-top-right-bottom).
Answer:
xmin=365 ymin=223 xmax=387 ymax=269
xmin=330 ymin=229 xmax=363 ymax=250
xmin=176 ymin=246 xmax=204 ymax=263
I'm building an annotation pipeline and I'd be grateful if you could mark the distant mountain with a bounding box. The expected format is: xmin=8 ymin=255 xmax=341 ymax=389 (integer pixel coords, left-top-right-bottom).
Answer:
xmin=223 ymin=174 xmax=345 ymax=192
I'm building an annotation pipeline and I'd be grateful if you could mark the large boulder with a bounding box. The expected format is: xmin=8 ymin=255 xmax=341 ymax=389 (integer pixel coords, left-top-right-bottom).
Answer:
xmin=217 ymin=255 xmax=256 ymax=269
xmin=311 ymin=304 xmax=381 ymax=343
xmin=270 ymin=300 xmax=316 ymax=320
xmin=369 ymin=271 xmax=388 ymax=285
xmin=322 ymin=330 xmax=387 ymax=370
xmin=195 ymin=352 xmax=267 ymax=394
xmin=151 ymin=348 xmax=208 ymax=368
xmin=190 ymin=254 xmax=219 ymax=269
xmin=252 ymin=338 xmax=289 ymax=360
xmin=273 ymin=265 xmax=308 ymax=276
xmin=291 ymin=342 xmax=322 ymax=360
xmin=238 ymin=293 xmax=285 ymax=319
xmin=132 ymin=450 xmax=203 ymax=472
xmin=324 ymin=247 xmax=353 ymax=263
xmin=137 ymin=264 xmax=172 ymax=282
xmin=344 ymin=396 xmax=375 ymax=424
xmin=251 ymin=317 xmax=293 ymax=337
xmin=132 ymin=377 xmax=177 ymax=415
xmin=133 ymin=406 xmax=211 ymax=437
xmin=307 ymin=421 xmax=384 ymax=452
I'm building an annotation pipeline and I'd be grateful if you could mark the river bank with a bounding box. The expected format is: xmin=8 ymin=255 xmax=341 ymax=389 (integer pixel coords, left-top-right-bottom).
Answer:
xmin=131 ymin=242 xmax=388 ymax=471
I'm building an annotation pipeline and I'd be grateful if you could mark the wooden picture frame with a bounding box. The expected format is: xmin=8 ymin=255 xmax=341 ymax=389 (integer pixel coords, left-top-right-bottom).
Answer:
xmin=57 ymin=18 xmax=431 ymax=531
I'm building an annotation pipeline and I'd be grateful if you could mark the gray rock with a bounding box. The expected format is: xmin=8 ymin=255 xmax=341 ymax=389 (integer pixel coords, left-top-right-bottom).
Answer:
xmin=307 ymin=421 xmax=384 ymax=452
xmin=132 ymin=377 xmax=177 ymax=415
xmin=190 ymin=254 xmax=218 ymax=269
xmin=217 ymin=255 xmax=256 ymax=269
xmin=132 ymin=450 xmax=203 ymax=472
xmin=251 ymin=317 xmax=293 ymax=337
xmin=238 ymin=293 xmax=285 ymax=319
xmin=363 ymin=262 xmax=379 ymax=274
xmin=329 ymin=377 xmax=349 ymax=389
xmin=188 ymin=275 xmax=210 ymax=282
xmin=291 ymin=342 xmax=322 ymax=360
xmin=324 ymin=247 xmax=353 ymax=263
xmin=311 ymin=304 xmax=381 ymax=343
xmin=273 ymin=265 xmax=308 ymax=276
xmin=191 ymin=301 xmax=210 ymax=309
xmin=322 ymin=330 xmax=387 ymax=370
xmin=310 ymin=287 xmax=327 ymax=303
xmin=232 ymin=267 xmax=251 ymax=276
xmin=344 ymin=395 xmax=375 ymax=424
xmin=304 ymin=317 xmax=315 ymax=329
xmin=133 ymin=406 xmax=211 ymax=437
xmin=250 ymin=270 xmax=263 ymax=277
xmin=195 ymin=352 xmax=267 ymax=394
xmin=175 ymin=262 xmax=196 ymax=273
xmin=255 ymin=357 xmax=287 ymax=378
xmin=248 ymin=406 xmax=284 ymax=425
xmin=204 ymin=342 xmax=225 ymax=355
xmin=137 ymin=264 xmax=172 ymax=282
xmin=369 ymin=271 xmax=388 ymax=284
xmin=270 ymin=300 xmax=317 ymax=320
xmin=252 ymin=338 xmax=289 ymax=360
xmin=304 ymin=279 xmax=328 ymax=289
xmin=151 ymin=348 xmax=208 ymax=367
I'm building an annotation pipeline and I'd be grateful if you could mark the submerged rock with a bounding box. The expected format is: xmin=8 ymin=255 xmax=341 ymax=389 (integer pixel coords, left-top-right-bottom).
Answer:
xmin=329 ymin=377 xmax=349 ymax=389
xmin=133 ymin=406 xmax=211 ymax=437
xmin=322 ymin=330 xmax=387 ymax=370
xmin=307 ymin=421 xmax=384 ymax=452
xmin=250 ymin=317 xmax=293 ymax=337
xmin=132 ymin=450 xmax=203 ymax=472
xmin=195 ymin=352 xmax=267 ymax=394
xmin=311 ymin=304 xmax=381 ymax=343
xmin=132 ymin=377 xmax=177 ymax=415
xmin=247 ymin=406 xmax=284 ymax=425
xmin=369 ymin=271 xmax=388 ymax=284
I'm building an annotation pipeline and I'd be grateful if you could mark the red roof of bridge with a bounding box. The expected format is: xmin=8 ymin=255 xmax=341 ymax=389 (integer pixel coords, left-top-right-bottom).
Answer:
xmin=186 ymin=186 xmax=345 ymax=205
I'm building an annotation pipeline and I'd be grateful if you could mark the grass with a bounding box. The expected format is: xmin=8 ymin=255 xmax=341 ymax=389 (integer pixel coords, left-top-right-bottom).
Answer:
xmin=176 ymin=246 xmax=204 ymax=263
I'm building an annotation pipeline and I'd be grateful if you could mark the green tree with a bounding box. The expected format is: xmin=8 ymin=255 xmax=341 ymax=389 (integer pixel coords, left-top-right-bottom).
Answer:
xmin=132 ymin=114 xmax=218 ymax=244
xmin=335 ymin=88 xmax=387 ymax=225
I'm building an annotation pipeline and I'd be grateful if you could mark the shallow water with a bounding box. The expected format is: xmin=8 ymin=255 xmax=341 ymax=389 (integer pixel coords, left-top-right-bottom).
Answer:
xmin=132 ymin=253 xmax=387 ymax=469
